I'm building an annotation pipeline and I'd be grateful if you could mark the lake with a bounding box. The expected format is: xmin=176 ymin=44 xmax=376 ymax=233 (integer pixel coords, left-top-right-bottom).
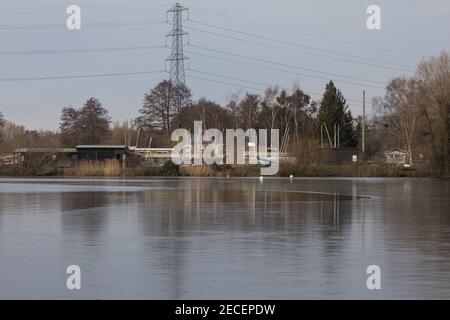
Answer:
xmin=0 ymin=177 xmax=449 ymax=299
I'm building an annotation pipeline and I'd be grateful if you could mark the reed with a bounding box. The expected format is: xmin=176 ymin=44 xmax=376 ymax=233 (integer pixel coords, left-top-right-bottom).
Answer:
xmin=63 ymin=160 xmax=122 ymax=176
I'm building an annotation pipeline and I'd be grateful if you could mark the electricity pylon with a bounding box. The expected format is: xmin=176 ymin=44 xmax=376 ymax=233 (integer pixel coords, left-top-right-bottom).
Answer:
xmin=166 ymin=3 xmax=189 ymax=89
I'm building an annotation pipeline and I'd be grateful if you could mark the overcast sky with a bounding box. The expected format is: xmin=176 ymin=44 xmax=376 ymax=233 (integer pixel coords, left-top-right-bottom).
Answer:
xmin=0 ymin=0 xmax=449 ymax=130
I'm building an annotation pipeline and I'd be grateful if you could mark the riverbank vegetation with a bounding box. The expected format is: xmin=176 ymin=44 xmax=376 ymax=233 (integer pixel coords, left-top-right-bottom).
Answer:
xmin=0 ymin=160 xmax=429 ymax=178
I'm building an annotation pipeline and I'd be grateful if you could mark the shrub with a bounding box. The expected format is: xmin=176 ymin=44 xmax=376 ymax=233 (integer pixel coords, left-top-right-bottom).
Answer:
xmin=160 ymin=161 xmax=180 ymax=176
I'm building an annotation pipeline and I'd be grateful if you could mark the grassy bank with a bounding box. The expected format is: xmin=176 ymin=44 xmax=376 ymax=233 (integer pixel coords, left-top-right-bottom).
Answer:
xmin=0 ymin=160 xmax=437 ymax=177
xmin=0 ymin=162 xmax=57 ymax=176
xmin=278 ymin=163 xmax=430 ymax=177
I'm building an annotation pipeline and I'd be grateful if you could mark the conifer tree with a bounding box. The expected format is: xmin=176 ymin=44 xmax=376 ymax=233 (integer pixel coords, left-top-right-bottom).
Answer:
xmin=317 ymin=81 xmax=357 ymax=147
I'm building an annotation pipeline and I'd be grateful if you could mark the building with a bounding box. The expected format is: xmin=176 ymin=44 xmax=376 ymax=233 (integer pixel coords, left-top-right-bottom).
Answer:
xmin=76 ymin=145 xmax=129 ymax=161
xmin=12 ymin=145 xmax=132 ymax=167
xmin=11 ymin=144 xmax=295 ymax=168
xmin=130 ymin=147 xmax=173 ymax=165
xmin=318 ymin=148 xmax=360 ymax=165
xmin=13 ymin=148 xmax=77 ymax=167
xmin=384 ymin=150 xmax=407 ymax=165
xmin=0 ymin=153 xmax=18 ymax=165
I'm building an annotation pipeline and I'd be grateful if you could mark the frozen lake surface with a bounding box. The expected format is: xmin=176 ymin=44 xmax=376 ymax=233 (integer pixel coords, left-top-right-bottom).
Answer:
xmin=0 ymin=177 xmax=449 ymax=299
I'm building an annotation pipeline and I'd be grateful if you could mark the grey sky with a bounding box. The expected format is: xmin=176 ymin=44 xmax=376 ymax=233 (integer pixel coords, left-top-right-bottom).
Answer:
xmin=0 ymin=0 xmax=449 ymax=130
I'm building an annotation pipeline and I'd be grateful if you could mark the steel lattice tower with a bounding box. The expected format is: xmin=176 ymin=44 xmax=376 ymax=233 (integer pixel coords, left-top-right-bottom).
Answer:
xmin=166 ymin=3 xmax=189 ymax=88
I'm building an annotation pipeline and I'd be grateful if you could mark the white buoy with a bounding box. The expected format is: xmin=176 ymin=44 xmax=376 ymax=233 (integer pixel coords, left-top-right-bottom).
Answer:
xmin=259 ymin=176 xmax=264 ymax=181
xmin=289 ymin=175 xmax=294 ymax=179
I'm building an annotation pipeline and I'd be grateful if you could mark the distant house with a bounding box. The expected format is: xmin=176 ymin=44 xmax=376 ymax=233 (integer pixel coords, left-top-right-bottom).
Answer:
xmin=384 ymin=150 xmax=407 ymax=165
xmin=0 ymin=153 xmax=17 ymax=165
xmin=129 ymin=147 xmax=173 ymax=165
xmin=76 ymin=145 xmax=129 ymax=161
xmin=13 ymin=145 xmax=133 ymax=166
xmin=13 ymin=148 xmax=77 ymax=167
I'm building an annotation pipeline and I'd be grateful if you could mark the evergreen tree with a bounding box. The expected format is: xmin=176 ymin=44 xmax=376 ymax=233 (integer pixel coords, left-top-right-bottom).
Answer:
xmin=317 ymin=81 xmax=357 ymax=147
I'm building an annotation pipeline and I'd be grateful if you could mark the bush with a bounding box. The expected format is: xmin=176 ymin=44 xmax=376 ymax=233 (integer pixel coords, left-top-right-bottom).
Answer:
xmin=160 ymin=161 xmax=180 ymax=176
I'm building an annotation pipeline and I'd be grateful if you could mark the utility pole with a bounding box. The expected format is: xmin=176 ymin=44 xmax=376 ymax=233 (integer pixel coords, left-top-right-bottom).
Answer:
xmin=362 ymin=90 xmax=366 ymax=153
xmin=334 ymin=123 xmax=337 ymax=148
xmin=320 ymin=123 xmax=323 ymax=148
xmin=337 ymin=123 xmax=340 ymax=148
xmin=166 ymin=3 xmax=189 ymax=107
xmin=135 ymin=127 xmax=141 ymax=147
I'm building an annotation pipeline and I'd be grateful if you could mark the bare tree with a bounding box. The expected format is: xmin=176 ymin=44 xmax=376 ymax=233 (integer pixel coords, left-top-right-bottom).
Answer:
xmin=374 ymin=77 xmax=422 ymax=164
xmin=416 ymin=51 xmax=450 ymax=173
xmin=172 ymin=98 xmax=231 ymax=131
xmin=289 ymin=86 xmax=312 ymax=143
xmin=138 ymin=80 xmax=191 ymax=144
xmin=60 ymin=107 xmax=80 ymax=147
xmin=225 ymin=91 xmax=241 ymax=130
xmin=1 ymin=120 xmax=60 ymax=153
xmin=238 ymin=93 xmax=260 ymax=130
xmin=59 ymin=98 xmax=111 ymax=146
xmin=260 ymin=87 xmax=280 ymax=130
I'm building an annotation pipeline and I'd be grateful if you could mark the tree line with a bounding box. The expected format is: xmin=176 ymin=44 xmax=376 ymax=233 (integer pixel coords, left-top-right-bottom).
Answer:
xmin=136 ymin=79 xmax=358 ymax=150
xmin=1 ymin=51 xmax=449 ymax=175
xmin=52 ymin=78 xmax=358 ymax=151
xmin=0 ymin=112 xmax=60 ymax=153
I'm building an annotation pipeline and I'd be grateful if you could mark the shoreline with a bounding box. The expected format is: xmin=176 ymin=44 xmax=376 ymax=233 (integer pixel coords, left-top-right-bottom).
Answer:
xmin=0 ymin=162 xmax=443 ymax=178
xmin=1 ymin=176 xmax=446 ymax=180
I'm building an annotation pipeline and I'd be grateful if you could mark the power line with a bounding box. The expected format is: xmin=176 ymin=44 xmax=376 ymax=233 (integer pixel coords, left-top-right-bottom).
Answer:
xmin=187 ymin=50 xmax=379 ymax=90
xmin=188 ymin=71 xmax=365 ymax=107
xmin=0 ymin=21 xmax=165 ymax=30
xmin=0 ymin=3 xmax=425 ymax=60
xmin=188 ymin=20 xmax=414 ymax=72
xmin=191 ymin=68 xmax=280 ymax=89
xmin=0 ymin=45 xmax=165 ymax=56
xmin=188 ymin=44 xmax=386 ymax=88
xmin=187 ymin=74 xmax=262 ymax=92
xmin=0 ymin=66 xmax=365 ymax=106
xmin=0 ymin=41 xmax=384 ymax=90
xmin=188 ymin=69 xmax=364 ymax=104
xmin=190 ymin=6 xmax=423 ymax=59
xmin=0 ymin=3 xmax=169 ymax=10
xmin=0 ymin=70 xmax=165 ymax=82
xmin=0 ymin=38 xmax=386 ymax=89
xmin=0 ymin=17 xmax=420 ymax=75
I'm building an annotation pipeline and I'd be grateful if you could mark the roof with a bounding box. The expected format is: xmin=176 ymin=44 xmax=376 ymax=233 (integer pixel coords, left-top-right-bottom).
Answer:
xmin=384 ymin=150 xmax=407 ymax=155
xmin=76 ymin=145 xmax=128 ymax=149
xmin=134 ymin=148 xmax=174 ymax=151
xmin=14 ymin=148 xmax=77 ymax=153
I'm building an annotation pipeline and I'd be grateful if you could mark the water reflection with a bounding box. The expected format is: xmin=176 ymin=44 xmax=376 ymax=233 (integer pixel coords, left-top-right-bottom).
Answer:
xmin=0 ymin=177 xmax=449 ymax=299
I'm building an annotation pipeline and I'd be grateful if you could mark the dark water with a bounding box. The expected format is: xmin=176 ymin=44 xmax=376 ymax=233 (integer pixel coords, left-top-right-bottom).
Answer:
xmin=0 ymin=177 xmax=449 ymax=299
